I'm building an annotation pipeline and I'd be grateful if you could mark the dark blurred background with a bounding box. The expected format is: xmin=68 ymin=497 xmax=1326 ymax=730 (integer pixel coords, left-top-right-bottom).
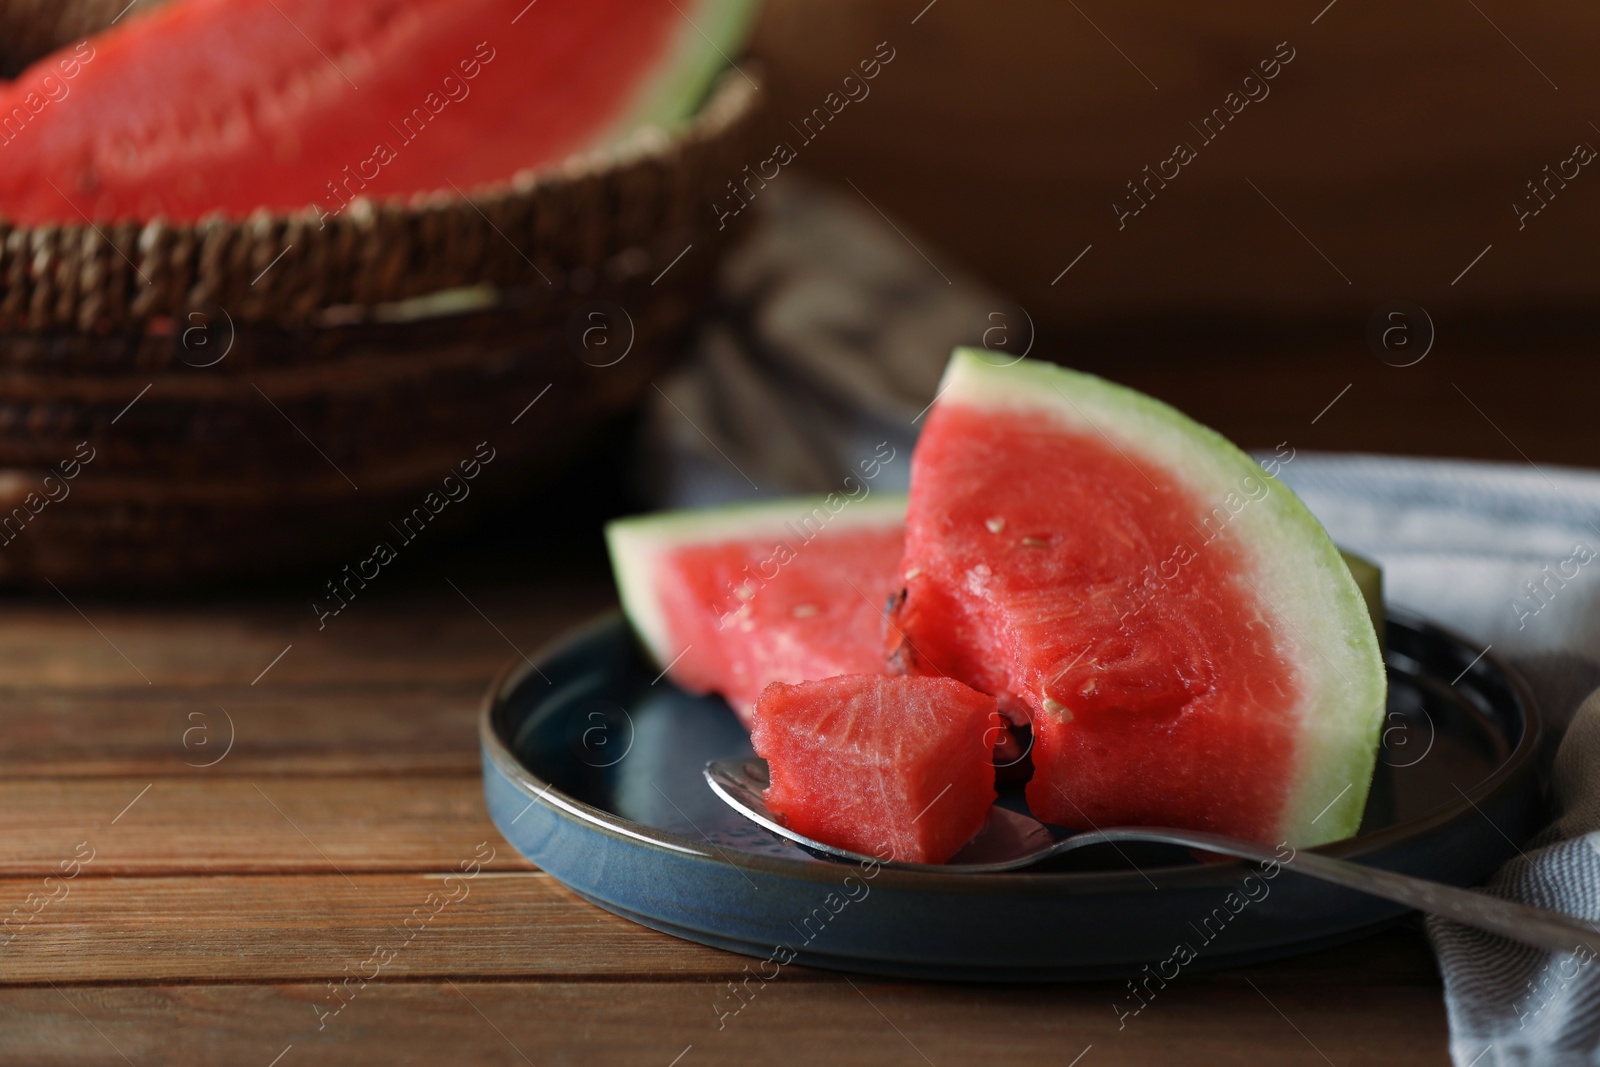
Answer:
xmin=1 ymin=0 xmax=1592 ymax=592
xmin=750 ymin=0 xmax=1599 ymax=465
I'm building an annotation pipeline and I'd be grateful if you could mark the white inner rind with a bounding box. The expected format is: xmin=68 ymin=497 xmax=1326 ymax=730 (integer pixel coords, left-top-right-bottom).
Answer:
xmin=935 ymin=349 xmax=1387 ymax=847
xmin=605 ymin=494 xmax=909 ymax=670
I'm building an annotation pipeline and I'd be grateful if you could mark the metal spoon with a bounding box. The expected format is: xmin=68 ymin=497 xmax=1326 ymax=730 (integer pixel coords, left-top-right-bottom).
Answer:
xmin=705 ymin=756 xmax=1600 ymax=957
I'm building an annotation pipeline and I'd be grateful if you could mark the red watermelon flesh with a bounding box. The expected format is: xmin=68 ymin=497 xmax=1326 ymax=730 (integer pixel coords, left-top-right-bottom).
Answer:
xmin=752 ymin=675 xmax=1001 ymax=865
xmin=606 ymin=495 xmax=907 ymax=726
xmin=0 ymin=0 xmax=755 ymax=224
xmin=890 ymin=351 xmax=1385 ymax=848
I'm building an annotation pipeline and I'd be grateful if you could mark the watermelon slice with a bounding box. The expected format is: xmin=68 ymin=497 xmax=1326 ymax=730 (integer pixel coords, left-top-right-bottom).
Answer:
xmin=606 ymin=494 xmax=905 ymax=726
xmin=889 ymin=350 xmax=1385 ymax=848
xmin=0 ymin=0 xmax=758 ymax=224
xmin=751 ymin=675 xmax=1001 ymax=865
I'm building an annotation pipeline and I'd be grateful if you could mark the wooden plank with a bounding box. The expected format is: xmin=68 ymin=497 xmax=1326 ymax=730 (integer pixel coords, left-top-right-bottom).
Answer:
xmin=0 ymin=863 xmax=1443 ymax=986
xmin=0 ymin=978 xmax=1451 ymax=1066
xmin=0 ymin=583 xmax=611 ymax=689
xmin=0 ymin=872 xmax=730 ymax=983
xmin=0 ymin=778 xmax=532 ymax=876
xmin=0 ymin=683 xmax=484 ymax=777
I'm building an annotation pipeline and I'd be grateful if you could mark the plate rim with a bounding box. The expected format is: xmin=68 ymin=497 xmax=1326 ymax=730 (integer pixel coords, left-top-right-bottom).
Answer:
xmin=479 ymin=608 xmax=1543 ymax=895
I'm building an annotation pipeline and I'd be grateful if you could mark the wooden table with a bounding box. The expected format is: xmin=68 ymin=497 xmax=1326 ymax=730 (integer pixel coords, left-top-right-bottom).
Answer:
xmin=0 ymin=523 xmax=1453 ymax=1067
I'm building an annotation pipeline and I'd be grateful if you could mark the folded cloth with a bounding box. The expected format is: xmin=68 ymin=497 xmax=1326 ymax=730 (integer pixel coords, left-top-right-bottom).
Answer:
xmin=644 ymin=179 xmax=1600 ymax=1066
xmin=1278 ymin=456 xmax=1600 ymax=1067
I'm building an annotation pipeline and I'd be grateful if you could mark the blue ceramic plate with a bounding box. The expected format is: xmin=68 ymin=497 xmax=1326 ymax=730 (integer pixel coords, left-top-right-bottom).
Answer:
xmin=479 ymin=611 xmax=1542 ymax=981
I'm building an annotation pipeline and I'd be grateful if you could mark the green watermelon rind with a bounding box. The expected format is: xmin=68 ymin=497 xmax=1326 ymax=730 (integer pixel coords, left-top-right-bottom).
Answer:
xmin=605 ymin=492 xmax=907 ymax=670
xmin=1339 ymin=547 xmax=1386 ymax=655
xmin=598 ymin=0 xmax=763 ymax=147
xmin=933 ymin=349 xmax=1387 ymax=848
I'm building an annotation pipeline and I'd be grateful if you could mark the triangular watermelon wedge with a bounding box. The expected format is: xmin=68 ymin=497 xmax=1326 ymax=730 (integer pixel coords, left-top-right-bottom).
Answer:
xmin=606 ymin=493 xmax=905 ymax=726
xmin=0 ymin=0 xmax=758 ymax=224
xmin=888 ymin=350 xmax=1386 ymax=847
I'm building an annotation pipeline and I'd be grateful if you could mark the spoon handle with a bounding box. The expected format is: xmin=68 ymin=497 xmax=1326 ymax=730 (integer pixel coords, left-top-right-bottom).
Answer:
xmin=1087 ymin=828 xmax=1600 ymax=957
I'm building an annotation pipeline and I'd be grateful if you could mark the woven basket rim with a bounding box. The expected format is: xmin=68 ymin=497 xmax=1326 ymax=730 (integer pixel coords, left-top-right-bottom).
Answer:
xmin=0 ymin=67 xmax=764 ymax=331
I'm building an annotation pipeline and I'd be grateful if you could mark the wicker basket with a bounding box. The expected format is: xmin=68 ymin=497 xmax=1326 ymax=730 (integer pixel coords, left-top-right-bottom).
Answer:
xmin=0 ymin=28 xmax=765 ymax=586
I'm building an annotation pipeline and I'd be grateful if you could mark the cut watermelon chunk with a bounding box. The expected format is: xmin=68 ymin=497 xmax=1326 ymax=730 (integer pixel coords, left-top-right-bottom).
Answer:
xmin=0 ymin=0 xmax=757 ymax=224
xmin=751 ymin=675 xmax=1001 ymax=865
xmin=889 ymin=350 xmax=1385 ymax=848
xmin=606 ymin=494 xmax=905 ymax=726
